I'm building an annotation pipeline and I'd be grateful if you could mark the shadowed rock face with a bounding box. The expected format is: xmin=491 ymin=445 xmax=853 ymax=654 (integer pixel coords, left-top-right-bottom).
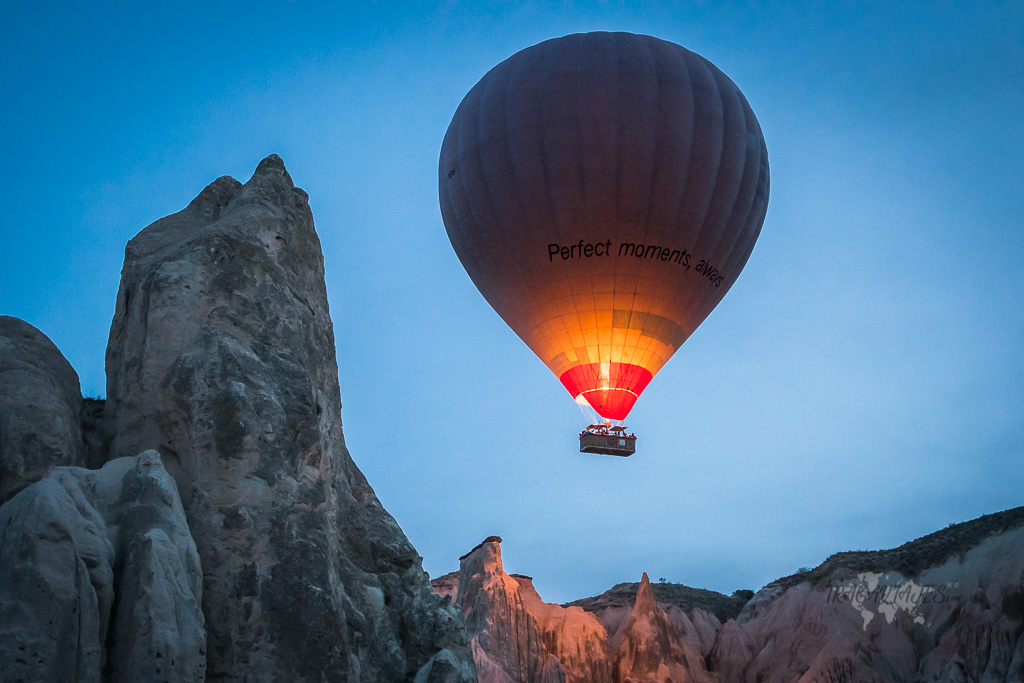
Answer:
xmin=80 ymin=397 xmax=106 ymax=469
xmin=0 ymin=451 xmax=205 ymax=682
xmin=0 ymin=316 xmax=85 ymax=502
xmin=102 ymin=155 xmax=473 ymax=681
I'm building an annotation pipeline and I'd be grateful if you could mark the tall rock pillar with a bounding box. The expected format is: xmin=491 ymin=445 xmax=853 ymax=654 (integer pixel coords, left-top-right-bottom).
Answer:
xmin=104 ymin=155 xmax=473 ymax=681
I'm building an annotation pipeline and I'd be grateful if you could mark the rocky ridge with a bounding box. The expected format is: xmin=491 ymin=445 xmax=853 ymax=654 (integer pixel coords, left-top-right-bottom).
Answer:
xmin=436 ymin=509 xmax=1024 ymax=682
xmin=710 ymin=508 xmax=1024 ymax=682
xmin=436 ymin=538 xmax=722 ymax=683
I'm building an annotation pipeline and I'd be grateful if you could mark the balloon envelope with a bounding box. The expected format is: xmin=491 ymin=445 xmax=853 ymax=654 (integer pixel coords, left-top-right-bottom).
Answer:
xmin=439 ymin=32 xmax=769 ymax=420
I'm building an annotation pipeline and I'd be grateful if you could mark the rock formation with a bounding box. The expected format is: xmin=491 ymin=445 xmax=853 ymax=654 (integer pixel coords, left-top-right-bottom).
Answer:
xmin=100 ymin=155 xmax=473 ymax=681
xmin=3 ymin=152 xmax=1021 ymax=682
xmin=439 ymin=509 xmax=1024 ymax=683
xmin=514 ymin=575 xmax=610 ymax=683
xmin=80 ymin=397 xmax=106 ymax=469
xmin=607 ymin=573 xmax=696 ymax=682
xmin=568 ymin=578 xmax=736 ymax=677
xmin=1 ymin=155 xmax=473 ymax=681
xmin=0 ymin=451 xmax=205 ymax=682
xmin=0 ymin=316 xmax=85 ymax=502
xmin=438 ymin=537 xmax=719 ymax=682
xmin=455 ymin=537 xmax=565 ymax=682
xmin=707 ymin=507 xmax=1024 ymax=682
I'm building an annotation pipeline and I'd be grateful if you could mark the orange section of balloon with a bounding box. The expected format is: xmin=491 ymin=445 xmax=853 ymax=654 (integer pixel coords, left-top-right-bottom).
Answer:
xmin=439 ymin=32 xmax=769 ymax=420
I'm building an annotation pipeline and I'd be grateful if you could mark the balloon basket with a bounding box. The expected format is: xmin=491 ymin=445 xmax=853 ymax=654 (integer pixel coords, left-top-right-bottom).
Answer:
xmin=579 ymin=426 xmax=636 ymax=457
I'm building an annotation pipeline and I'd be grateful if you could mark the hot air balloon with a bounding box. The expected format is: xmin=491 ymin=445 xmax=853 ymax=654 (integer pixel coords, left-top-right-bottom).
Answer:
xmin=438 ymin=32 xmax=769 ymax=451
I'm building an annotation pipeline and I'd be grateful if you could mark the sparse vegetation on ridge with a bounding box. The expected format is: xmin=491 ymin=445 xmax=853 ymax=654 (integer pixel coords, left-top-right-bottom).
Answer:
xmin=566 ymin=580 xmax=751 ymax=623
xmin=769 ymin=506 xmax=1024 ymax=591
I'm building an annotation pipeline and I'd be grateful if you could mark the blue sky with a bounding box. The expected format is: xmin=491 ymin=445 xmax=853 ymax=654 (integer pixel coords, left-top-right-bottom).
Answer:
xmin=2 ymin=2 xmax=1022 ymax=603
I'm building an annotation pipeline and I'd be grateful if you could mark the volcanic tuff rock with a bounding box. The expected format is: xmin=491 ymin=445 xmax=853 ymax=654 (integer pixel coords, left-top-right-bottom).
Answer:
xmin=101 ymin=155 xmax=473 ymax=681
xmin=568 ymin=578 xmax=731 ymax=675
xmin=5 ymin=151 xmax=1021 ymax=682
xmin=438 ymin=538 xmax=717 ymax=682
xmin=707 ymin=507 xmax=1024 ymax=682
xmin=514 ymin=575 xmax=610 ymax=683
xmin=608 ymin=573 xmax=701 ymax=683
xmin=80 ymin=397 xmax=107 ymax=469
xmin=440 ymin=509 xmax=1024 ymax=682
xmin=0 ymin=316 xmax=85 ymax=502
xmin=0 ymin=451 xmax=205 ymax=682
xmin=456 ymin=539 xmax=565 ymax=682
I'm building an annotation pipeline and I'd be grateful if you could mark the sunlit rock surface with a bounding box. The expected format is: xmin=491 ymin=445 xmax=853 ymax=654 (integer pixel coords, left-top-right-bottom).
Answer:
xmin=607 ymin=573 xmax=696 ymax=683
xmin=0 ymin=451 xmax=204 ymax=682
xmin=455 ymin=537 xmax=565 ymax=682
xmin=101 ymin=155 xmax=473 ymax=681
xmin=515 ymin=575 xmax=611 ymax=683
xmin=0 ymin=316 xmax=85 ymax=502
xmin=436 ymin=537 xmax=715 ymax=683
xmin=569 ymin=577 xmax=735 ymax=682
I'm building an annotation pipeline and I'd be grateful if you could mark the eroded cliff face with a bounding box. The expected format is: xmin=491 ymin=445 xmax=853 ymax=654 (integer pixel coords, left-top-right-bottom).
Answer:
xmin=709 ymin=513 xmax=1024 ymax=682
xmin=0 ymin=155 xmax=473 ymax=682
xmin=514 ymin=575 xmax=610 ymax=683
xmin=439 ymin=510 xmax=1024 ymax=683
xmin=100 ymin=155 xmax=473 ymax=681
xmin=456 ymin=538 xmax=563 ymax=683
xmin=438 ymin=538 xmax=713 ymax=683
xmin=608 ymin=573 xmax=696 ymax=683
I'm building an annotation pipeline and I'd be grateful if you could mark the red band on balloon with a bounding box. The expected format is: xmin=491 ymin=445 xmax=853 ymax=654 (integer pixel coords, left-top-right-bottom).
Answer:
xmin=558 ymin=363 xmax=654 ymax=420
